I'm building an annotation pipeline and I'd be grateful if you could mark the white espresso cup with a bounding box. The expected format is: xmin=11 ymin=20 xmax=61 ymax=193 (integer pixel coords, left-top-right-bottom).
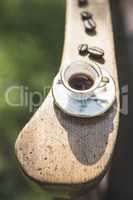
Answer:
xmin=60 ymin=61 xmax=109 ymax=100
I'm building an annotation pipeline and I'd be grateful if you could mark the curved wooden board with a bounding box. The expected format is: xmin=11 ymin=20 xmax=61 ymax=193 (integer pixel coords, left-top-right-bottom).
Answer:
xmin=15 ymin=0 xmax=120 ymax=198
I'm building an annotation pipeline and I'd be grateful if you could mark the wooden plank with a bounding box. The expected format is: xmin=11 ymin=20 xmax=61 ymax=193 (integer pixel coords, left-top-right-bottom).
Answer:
xmin=15 ymin=0 xmax=120 ymax=199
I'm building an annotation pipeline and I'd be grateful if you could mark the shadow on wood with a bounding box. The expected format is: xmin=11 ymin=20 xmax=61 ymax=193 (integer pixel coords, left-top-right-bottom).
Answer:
xmin=54 ymin=101 xmax=117 ymax=165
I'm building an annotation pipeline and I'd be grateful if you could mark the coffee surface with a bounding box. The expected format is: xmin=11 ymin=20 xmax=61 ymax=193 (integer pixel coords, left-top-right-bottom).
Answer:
xmin=68 ymin=73 xmax=94 ymax=91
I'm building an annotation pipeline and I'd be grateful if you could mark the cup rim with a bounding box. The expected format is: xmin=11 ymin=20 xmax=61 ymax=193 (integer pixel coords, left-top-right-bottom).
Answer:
xmin=60 ymin=61 xmax=102 ymax=95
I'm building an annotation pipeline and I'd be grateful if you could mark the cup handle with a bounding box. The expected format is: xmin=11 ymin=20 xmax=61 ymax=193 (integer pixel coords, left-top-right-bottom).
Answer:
xmin=98 ymin=76 xmax=110 ymax=88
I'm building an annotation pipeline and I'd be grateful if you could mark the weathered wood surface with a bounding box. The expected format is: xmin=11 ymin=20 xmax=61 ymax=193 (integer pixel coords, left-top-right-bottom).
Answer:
xmin=15 ymin=0 xmax=119 ymax=198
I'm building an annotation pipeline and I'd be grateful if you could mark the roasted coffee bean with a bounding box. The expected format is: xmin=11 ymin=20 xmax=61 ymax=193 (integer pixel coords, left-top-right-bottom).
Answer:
xmin=84 ymin=18 xmax=96 ymax=33
xmin=81 ymin=11 xmax=92 ymax=20
xmin=78 ymin=44 xmax=88 ymax=56
xmin=88 ymin=18 xmax=96 ymax=30
xmin=88 ymin=47 xmax=104 ymax=59
xmin=78 ymin=0 xmax=88 ymax=7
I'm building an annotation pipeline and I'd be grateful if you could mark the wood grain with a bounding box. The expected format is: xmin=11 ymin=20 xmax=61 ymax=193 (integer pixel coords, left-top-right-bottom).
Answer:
xmin=15 ymin=0 xmax=120 ymax=198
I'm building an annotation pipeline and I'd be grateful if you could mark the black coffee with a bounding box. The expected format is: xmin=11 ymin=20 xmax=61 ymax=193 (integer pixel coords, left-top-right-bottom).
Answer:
xmin=68 ymin=73 xmax=94 ymax=91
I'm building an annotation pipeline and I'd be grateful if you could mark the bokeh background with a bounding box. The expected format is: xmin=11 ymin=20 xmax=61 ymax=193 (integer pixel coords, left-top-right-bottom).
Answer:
xmin=0 ymin=0 xmax=131 ymax=200
xmin=0 ymin=1 xmax=64 ymax=200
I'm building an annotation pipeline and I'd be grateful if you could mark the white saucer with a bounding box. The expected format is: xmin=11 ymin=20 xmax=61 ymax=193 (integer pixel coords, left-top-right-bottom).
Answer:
xmin=52 ymin=70 xmax=116 ymax=118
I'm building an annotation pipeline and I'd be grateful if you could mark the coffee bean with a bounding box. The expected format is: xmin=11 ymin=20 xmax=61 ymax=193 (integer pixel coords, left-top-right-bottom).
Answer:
xmin=84 ymin=18 xmax=96 ymax=33
xmin=78 ymin=44 xmax=88 ymax=56
xmin=88 ymin=47 xmax=104 ymax=59
xmin=88 ymin=18 xmax=96 ymax=30
xmin=81 ymin=11 xmax=92 ymax=20
xmin=78 ymin=0 xmax=88 ymax=7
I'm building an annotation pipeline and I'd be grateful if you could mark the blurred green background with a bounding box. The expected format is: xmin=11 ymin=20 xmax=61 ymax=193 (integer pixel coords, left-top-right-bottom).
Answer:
xmin=0 ymin=0 xmax=65 ymax=200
